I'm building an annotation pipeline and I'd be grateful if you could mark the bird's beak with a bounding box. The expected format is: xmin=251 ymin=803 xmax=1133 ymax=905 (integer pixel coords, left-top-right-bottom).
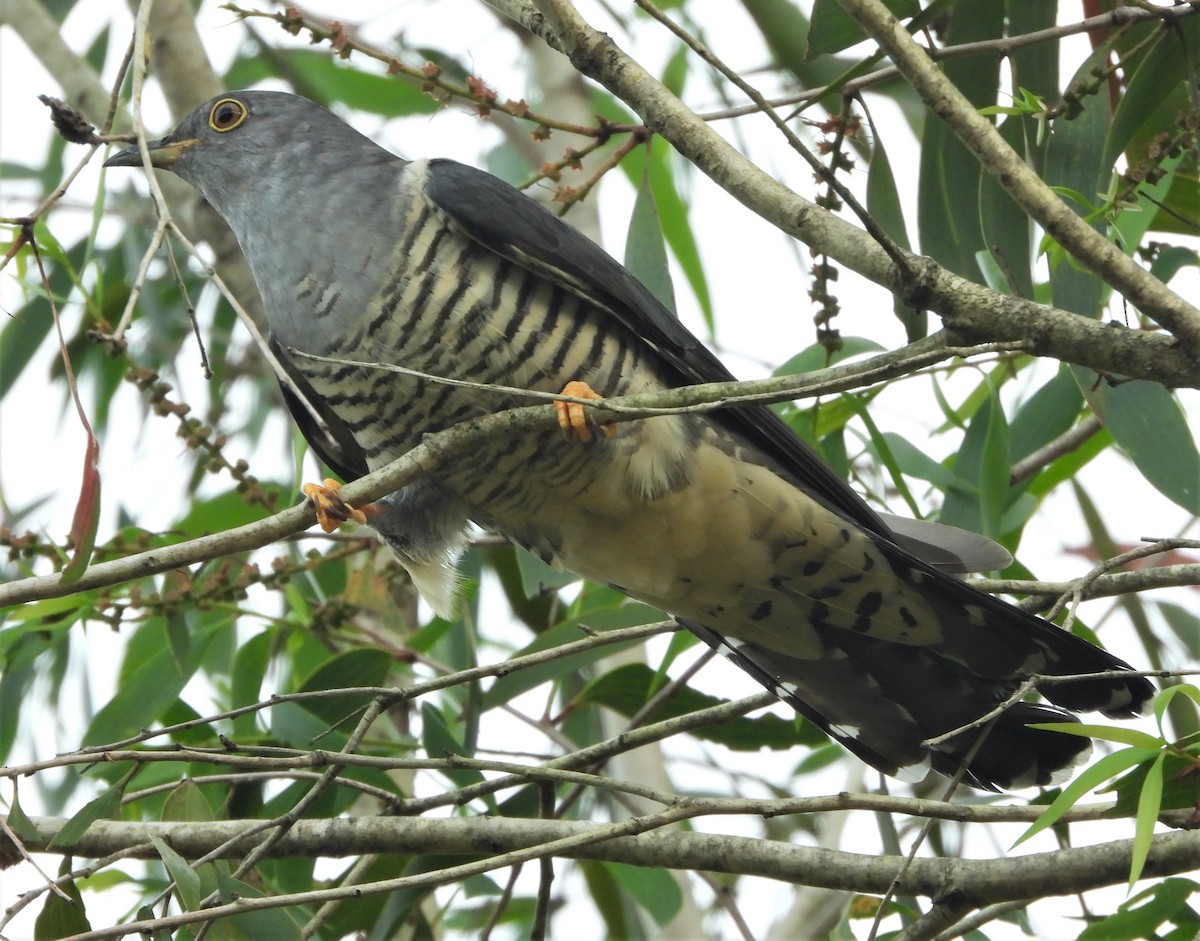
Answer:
xmin=103 ymin=136 xmax=198 ymax=170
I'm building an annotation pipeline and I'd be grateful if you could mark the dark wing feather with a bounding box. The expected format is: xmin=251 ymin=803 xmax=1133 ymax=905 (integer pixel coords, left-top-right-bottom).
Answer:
xmin=269 ymin=337 xmax=369 ymax=482
xmin=679 ymin=618 xmax=1093 ymax=790
xmin=424 ymin=159 xmax=894 ymax=540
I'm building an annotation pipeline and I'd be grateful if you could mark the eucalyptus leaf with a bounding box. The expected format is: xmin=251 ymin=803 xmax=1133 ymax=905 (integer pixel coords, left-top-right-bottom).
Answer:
xmin=1102 ymin=381 xmax=1200 ymax=514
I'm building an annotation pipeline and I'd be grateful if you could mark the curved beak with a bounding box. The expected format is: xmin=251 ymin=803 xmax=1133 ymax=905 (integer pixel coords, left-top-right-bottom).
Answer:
xmin=104 ymin=136 xmax=197 ymax=170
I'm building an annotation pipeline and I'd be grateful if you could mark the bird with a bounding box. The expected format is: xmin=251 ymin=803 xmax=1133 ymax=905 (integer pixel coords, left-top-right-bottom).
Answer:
xmin=105 ymin=90 xmax=1154 ymax=790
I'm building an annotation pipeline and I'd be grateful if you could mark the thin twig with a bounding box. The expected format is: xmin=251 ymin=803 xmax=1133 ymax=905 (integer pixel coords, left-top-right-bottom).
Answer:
xmin=1010 ymin=415 xmax=1103 ymax=484
xmin=0 ymin=334 xmax=1022 ymax=609
xmin=633 ymin=0 xmax=914 ymax=278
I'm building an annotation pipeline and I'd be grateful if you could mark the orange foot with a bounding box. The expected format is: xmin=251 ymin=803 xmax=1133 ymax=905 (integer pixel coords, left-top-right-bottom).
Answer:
xmin=555 ymin=380 xmax=617 ymax=443
xmin=302 ymin=477 xmax=371 ymax=533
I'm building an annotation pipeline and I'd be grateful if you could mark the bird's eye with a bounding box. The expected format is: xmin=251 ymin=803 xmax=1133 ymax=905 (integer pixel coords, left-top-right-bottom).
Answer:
xmin=209 ymin=98 xmax=248 ymax=133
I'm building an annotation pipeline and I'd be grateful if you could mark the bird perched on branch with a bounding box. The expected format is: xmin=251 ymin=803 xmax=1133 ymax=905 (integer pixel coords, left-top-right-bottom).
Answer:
xmin=106 ymin=90 xmax=1153 ymax=790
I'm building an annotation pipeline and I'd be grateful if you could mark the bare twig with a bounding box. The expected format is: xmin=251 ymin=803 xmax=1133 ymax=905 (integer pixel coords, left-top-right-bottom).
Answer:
xmin=633 ymin=0 xmax=913 ymax=278
xmin=1010 ymin=415 xmax=1103 ymax=484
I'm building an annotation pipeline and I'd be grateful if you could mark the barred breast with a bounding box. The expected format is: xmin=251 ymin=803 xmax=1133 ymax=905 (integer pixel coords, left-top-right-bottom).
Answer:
xmin=283 ymin=163 xmax=699 ymax=555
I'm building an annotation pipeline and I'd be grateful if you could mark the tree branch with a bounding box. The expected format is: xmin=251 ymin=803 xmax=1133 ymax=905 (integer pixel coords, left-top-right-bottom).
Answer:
xmin=834 ymin=0 xmax=1200 ymax=353
xmin=16 ymin=815 xmax=1200 ymax=911
xmin=491 ymin=0 xmax=1200 ymax=387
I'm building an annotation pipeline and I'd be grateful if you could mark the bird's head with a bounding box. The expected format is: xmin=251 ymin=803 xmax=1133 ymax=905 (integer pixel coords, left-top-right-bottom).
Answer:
xmin=104 ymin=90 xmax=395 ymax=216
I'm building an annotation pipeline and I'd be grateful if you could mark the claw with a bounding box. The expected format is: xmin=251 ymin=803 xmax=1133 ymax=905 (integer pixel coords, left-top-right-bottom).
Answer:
xmin=555 ymin=380 xmax=617 ymax=443
xmin=302 ymin=477 xmax=370 ymax=533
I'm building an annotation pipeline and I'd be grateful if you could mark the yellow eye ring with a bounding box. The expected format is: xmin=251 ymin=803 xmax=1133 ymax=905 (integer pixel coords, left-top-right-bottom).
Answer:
xmin=209 ymin=98 xmax=248 ymax=133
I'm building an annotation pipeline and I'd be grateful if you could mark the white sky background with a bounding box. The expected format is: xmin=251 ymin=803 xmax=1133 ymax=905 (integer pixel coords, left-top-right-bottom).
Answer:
xmin=0 ymin=2 xmax=1197 ymax=940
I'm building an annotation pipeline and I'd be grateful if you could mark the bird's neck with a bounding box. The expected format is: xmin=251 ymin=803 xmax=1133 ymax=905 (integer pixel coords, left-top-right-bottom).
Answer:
xmin=222 ymin=159 xmax=415 ymax=353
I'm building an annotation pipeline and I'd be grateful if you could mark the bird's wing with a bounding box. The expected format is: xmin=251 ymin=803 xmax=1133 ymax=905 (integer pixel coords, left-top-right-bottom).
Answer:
xmin=424 ymin=161 xmax=1026 ymax=576
xmin=269 ymin=336 xmax=370 ymax=482
xmin=423 ymin=159 xmax=902 ymax=542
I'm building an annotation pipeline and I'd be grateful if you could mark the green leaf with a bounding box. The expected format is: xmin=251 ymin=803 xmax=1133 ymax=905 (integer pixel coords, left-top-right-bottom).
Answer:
xmin=1113 ymin=151 xmax=1184 ymax=256
xmin=624 ymin=166 xmax=676 ymax=313
xmin=0 ymin=632 xmax=53 ymax=765
xmin=1152 ymin=684 xmax=1200 ymax=734
xmin=1009 ymin=365 xmax=1084 ymax=463
xmin=979 ymin=117 xmax=1035 ymax=299
xmin=483 ymin=544 xmax=560 ymax=632
xmin=48 ymin=773 xmax=130 ymax=849
xmin=7 ymin=785 xmax=40 ymax=842
xmin=0 ymin=160 xmax=40 ymax=179
xmin=224 ymin=50 xmax=440 ymax=118
xmin=1024 ymin=424 xmax=1111 ymax=498
xmin=174 ymin=486 xmax=282 ymax=537
xmin=133 ymin=904 xmax=172 ymax=941
xmin=581 ymin=858 xmax=644 ymax=939
xmin=0 ymin=299 xmax=54 ymax=403
xmin=0 ymin=593 xmax=89 ymax=629
xmin=483 ymin=599 xmax=666 ymax=709
xmin=1009 ymin=2 xmax=1058 ymax=103
xmin=294 ymin=647 xmax=393 ymax=726
xmin=819 ymin=425 xmax=850 ymax=481
xmin=604 ymin=861 xmax=682 ymax=926
xmin=741 ymin=0 xmax=813 ymax=77
xmin=214 ymin=871 xmax=304 ymax=940
xmin=879 ymin=432 xmax=956 ymax=490
xmin=1149 ymin=245 xmax=1200 ymax=285
xmin=1157 ymin=604 xmax=1200 ymax=659
xmin=1111 ymin=744 xmax=1200 ymax=815
xmin=806 ymin=0 xmax=921 ymax=59
xmin=649 ymin=629 xmax=700 ymax=696
xmin=1147 ymin=175 xmax=1200 ymax=236
xmin=230 ymin=630 xmax=273 ymax=738
xmin=420 ymin=702 xmax=487 ymax=789
xmin=1103 ymin=15 xmax=1200 ymax=169
xmin=592 ymin=93 xmax=713 ymax=330
xmin=165 ymin=611 xmax=191 ymax=671
xmin=1130 ymin=752 xmax=1165 ymax=887
xmin=916 ymin=0 xmax=1005 ymax=283
xmin=773 ymin=336 xmax=886 ymax=379
xmin=575 ymin=663 xmax=823 ymax=751
xmin=659 ymin=38 xmax=690 ymax=97
xmin=150 ymin=833 xmax=203 ymax=912
xmin=1101 ymin=380 xmax=1200 ymax=514
xmin=1079 ymin=878 xmax=1200 ymax=941
xmin=1028 ymin=721 xmax=1164 ymax=751
xmin=918 ymin=103 xmax=984 ymax=282
xmin=940 ymin=381 xmax=1010 ymax=537
xmin=1014 ymin=746 xmax=1159 ymax=848
xmin=162 ymin=779 xmax=216 ymax=823
xmin=809 ymin=386 xmax=884 ymax=442
xmin=83 ymin=618 xmax=219 ymax=747
xmin=513 ymin=545 xmax=579 ymax=598
xmin=33 ymin=868 xmax=91 ymax=939
xmin=866 ymin=135 xmax=924 ymax=339
xmin=852 ymin=398 xmax=921 ymax=517
xmin=1044 ymin=42 xmax=1113 ymax=317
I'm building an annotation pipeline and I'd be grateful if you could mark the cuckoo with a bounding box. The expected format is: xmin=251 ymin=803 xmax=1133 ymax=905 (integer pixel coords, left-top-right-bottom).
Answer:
xmin=106 ymin=91 xmax=1154 ymax=790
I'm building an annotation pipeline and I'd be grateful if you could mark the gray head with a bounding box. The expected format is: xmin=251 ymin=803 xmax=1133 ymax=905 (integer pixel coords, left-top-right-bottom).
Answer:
xmin=106 ymin=91 xmax=413 ymax=348
xmin=104 ymin=90 xmax=403 ymax=225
